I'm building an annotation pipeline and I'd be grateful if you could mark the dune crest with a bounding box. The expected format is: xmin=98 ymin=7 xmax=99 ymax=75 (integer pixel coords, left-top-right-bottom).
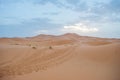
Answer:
xmin=0 ymin=33 xmax=120 ymax=80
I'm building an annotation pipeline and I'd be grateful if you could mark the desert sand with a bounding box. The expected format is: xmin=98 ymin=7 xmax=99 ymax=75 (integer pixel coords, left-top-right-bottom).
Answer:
xmin=0 ymin=33 xmax=120 ymax=80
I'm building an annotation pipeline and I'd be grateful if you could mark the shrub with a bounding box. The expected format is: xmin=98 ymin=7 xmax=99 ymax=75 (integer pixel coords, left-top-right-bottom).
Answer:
xmin=14 ymin=43 xmax=19 ymax=45
xmin=28 ymin=44 xmax=31 ymax=46
xmin=49 ymin=46 xmax=52 ymax=49
xmin=32 ymin=46 xmax=37 ymax=49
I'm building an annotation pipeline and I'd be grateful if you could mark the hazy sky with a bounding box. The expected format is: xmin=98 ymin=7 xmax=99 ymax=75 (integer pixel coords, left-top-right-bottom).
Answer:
xmin=0 ymin=0 xmax=120 ymax=38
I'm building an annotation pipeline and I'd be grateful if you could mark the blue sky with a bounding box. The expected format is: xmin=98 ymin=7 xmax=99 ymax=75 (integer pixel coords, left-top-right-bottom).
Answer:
xmin=0 ymin=0 xmax=120 ymax=38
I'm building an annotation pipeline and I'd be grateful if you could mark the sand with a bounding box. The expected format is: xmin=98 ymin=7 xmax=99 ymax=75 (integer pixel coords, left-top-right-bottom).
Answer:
xmin=0 ymin=33 xmax=120 ymax=80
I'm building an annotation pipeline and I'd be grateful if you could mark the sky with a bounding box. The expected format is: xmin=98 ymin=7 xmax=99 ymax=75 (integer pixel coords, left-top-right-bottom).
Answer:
xmin=0 ymin=0 xmax=120 ymax=38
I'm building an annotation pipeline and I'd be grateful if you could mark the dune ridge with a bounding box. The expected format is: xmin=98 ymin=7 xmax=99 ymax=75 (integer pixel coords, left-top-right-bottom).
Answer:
xmin=0 ymin=33 xmax=120 ymax=80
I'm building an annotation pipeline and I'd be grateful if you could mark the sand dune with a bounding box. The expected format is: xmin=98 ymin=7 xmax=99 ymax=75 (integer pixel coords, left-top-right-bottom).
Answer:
xmin=0 ymin=33 xmax=120 ymax=80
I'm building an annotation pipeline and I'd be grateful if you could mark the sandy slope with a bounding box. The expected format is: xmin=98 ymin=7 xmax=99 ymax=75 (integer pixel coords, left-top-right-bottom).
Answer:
xmin=0 ymin=33 xmax=120 ymax=80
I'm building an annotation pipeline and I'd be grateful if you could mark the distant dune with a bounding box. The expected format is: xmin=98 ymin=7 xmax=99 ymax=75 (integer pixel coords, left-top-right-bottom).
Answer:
xmin=0 ymin=33 xmax=120 ymax=80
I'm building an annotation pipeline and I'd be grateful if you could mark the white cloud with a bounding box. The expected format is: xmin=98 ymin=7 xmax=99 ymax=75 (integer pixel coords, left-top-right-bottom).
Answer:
xmin=62 ymin=23 xmax=98 ymax=33
xmin=34 ymin=30 xmax=48 ymax=34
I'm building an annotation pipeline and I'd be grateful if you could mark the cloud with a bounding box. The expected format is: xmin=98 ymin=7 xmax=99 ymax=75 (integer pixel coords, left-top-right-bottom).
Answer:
xmin=62 ymin=23 xmax=98 ymax=33
xmin=34 ymin=30 xmax=49 ymax=35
